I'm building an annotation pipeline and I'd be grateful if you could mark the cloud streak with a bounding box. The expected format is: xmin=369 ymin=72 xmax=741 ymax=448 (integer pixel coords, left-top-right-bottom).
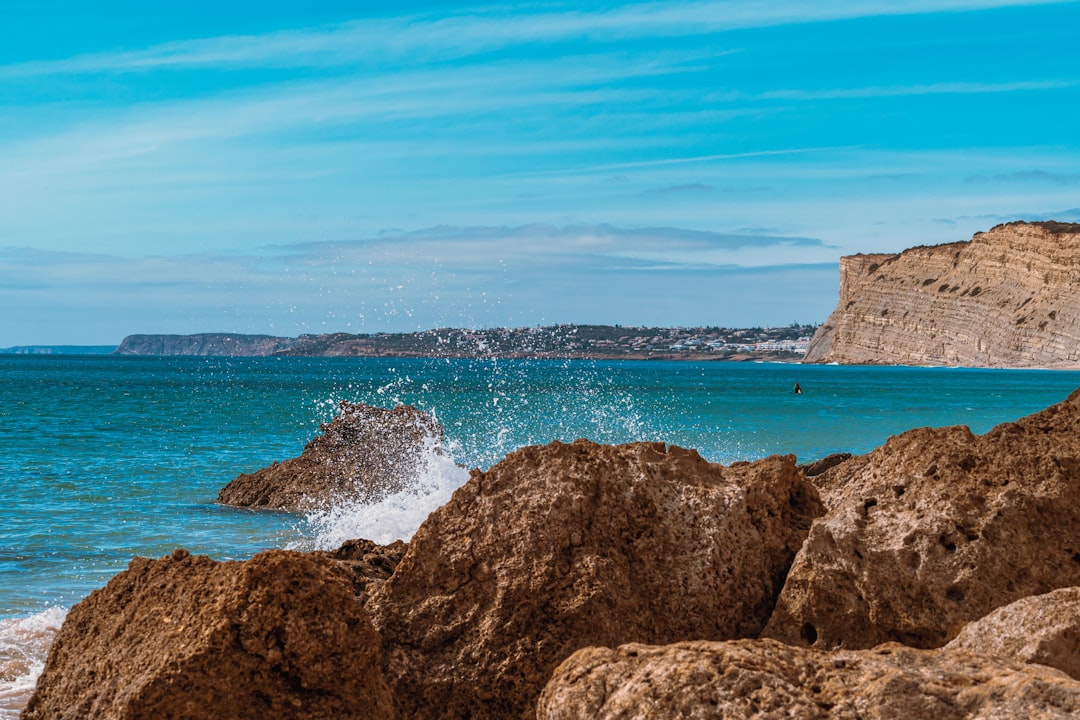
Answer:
xmin=3 ymin=0 xmax=1074 ymax=77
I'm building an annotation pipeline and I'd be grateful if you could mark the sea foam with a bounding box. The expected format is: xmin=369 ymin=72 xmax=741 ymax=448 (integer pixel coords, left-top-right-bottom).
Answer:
xmin=0 ymin=606 xmax=66 ymax=718
xmin=295 ymin=431 xmax=470 ymax=549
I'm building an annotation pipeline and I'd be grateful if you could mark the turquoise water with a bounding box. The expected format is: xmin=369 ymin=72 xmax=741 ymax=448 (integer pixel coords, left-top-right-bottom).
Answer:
xmin=2 ymin=355 xmax=1078 ymax=618
xmin=1 ymin=354 xmax=1078 ymax=712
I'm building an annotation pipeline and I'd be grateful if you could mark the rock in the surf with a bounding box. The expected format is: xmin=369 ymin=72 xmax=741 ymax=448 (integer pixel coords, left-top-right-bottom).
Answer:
xmin=945 ymin=586 xmax=1080 ymax=680
xmin=369 ymin=439 xmax=824 ymax=720
xmin=536 ymin=638 xmax=1080 ymax=719
xmin=217 ymin=401 xmax=443 ymax=512
xmin=21 ymin=549 xmax=391 ymax=720
xmin=763 ymin=387 xmax=1080 ymax=650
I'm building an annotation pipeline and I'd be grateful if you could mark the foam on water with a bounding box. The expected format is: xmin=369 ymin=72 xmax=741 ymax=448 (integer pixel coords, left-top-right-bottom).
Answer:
xmin=0 ymin=607 xmax=66 ymax=719
xmin=293 ymin=431 xmax=470 ymax=549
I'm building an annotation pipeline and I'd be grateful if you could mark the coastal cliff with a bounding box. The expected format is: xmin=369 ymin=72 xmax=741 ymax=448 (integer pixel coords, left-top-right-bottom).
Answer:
xmin=804 ymin=221 xmax=1080 ymax=367
xmin=113 ymin=333 xmax=295 ymax=356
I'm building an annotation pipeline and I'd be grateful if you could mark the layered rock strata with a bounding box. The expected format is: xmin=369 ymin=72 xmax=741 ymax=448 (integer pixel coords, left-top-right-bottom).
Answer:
xmin=804 ymin=221 xmax=1080 ymax=367
xmin=764 ymin=387 xmax=1080 ymax=650
xmin=537 ymin=639 xmax=1080 ymax=719
xmin=370 ymin=439 xmax=823 ymax=720
xmin=21 ymin=549 xmax=391 ymax=720
xmin=946 ymin=586 xmax=1080 ymax=680
xmin=217 ymin=401 xmax=442 ymax=512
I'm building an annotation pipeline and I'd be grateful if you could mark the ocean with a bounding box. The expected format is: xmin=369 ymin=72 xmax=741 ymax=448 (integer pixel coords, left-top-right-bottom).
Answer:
xmin=2 ymin=354 xmax=1078 ymax=714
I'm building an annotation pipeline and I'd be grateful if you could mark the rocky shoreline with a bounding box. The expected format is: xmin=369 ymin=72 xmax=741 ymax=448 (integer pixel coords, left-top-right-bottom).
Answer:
xmin=21 ymin=391 xmax=1080 ymax=718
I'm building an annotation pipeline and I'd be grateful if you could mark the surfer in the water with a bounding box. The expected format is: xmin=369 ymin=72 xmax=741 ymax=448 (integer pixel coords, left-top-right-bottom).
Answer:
xmin=792 ymin=383 xmax=802 ymax=394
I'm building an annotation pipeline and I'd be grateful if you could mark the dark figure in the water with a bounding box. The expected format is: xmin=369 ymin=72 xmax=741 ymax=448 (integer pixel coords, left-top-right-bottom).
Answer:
xmin=792 ymin=383 xmax=802 ymax=394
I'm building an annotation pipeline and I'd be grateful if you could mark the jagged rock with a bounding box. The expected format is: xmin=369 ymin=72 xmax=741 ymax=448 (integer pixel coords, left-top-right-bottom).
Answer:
xmin=798 ymin=452 xmax=854 ymax=477
xmin=537 ymin=638 xmax=1080 ymax=719
xmin=763 ymin=388 xmax=1080 ymax=650
xmin=317 ymin=538 xmax=409 ymax=608
xmin=369 ymin=439 xmax=823 ymax=720
xmin=21 ymin=549 xmax=391 ymax=720
xmin=805 ymin=221 xmax=1080 ymax=367
xmin=217 ymin=401 xmax=443 ymax=512
xmin=946 ymin=587 xmax=1080 ymax=680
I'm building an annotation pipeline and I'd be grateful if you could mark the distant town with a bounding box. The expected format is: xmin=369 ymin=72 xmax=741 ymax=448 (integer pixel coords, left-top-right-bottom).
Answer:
xmin=5 ymin=323 xmax=820 ymax=361
xmin=313 ymin=323 xmax=820 ymax=361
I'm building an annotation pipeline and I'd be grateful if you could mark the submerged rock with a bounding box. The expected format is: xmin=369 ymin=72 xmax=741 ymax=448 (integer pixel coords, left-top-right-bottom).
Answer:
xmin=946 ymin=586 xmax=1080 ymax=680
xmin=537 ymin=638 xmax=1080 ymax=719
xmin=764 ymin=387 xmax=1080 ymax=650
xmin=370 ymin=439 xmax=823 ymax=720
xmin=217 ymin=401 xmax=443 ymax=512
xmin=22 ymin=549 xmax=391 ymax=720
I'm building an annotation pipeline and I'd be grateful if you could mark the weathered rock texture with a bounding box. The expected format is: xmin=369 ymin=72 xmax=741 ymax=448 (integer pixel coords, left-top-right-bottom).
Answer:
xmin=946 ymin=586 xmax=1080 ymax=680
xmin=21 ymin=549 xmax=391 ymax=720
xmin=537 ymin=638 xmax=1080 ymax=719
xmin=317 ymin=538 xmax=409 ymax=607
xmin=798 ymin=452 xmax=854 ymax=477
xmin=764 ymin=387 xmax=1080 ymax=650
xmin=805 ymin=221 xmax=1080 ymax=367
xmin=369 ymin=439 xmax=823 ymax=720
xmin=217 ymin=401 xmax=442 ymax=512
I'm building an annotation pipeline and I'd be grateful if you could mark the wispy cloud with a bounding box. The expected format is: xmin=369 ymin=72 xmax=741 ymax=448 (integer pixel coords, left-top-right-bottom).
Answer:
xmin=0 ymin=224 xmax=839 ymax=341
xmin=3 ymin=0 xmax=1073 ymax=76
xmin=965 ymin=169 xmax=1080 ymax=185
xmin=753 ymin=80 xmax=1076 ymax=101
xmin=648 ymin=183 xmax=715 ymax=194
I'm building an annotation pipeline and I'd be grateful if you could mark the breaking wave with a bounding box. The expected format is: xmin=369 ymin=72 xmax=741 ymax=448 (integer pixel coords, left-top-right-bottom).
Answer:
xmin=0 ymin=607 xmax=66 ymax=719
xmin=293 ymin=430 xmax=470 ymax=549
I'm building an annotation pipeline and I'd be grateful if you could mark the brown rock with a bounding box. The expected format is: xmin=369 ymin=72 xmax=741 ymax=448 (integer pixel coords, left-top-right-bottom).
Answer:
xmin=798 ymin=452 xmax=854 ymax=477
xmin=805 ymin=221 xmax=1080 ymax=367
xmin=22 ymin=549 xmax=391 ymax=720
xmin=537 ymin=638 xmax=1080 ymax=719
xmin=217 ymin=401 xmax=443 ymax=512
xmin=317 ymin=538 xmax=409 ymax=607
xmin=763 ymin=387 xmax=1080 ymax=650
xmin=370 ymin=439 xmax=823 ymax=720
xmin=946 ymin=587 xmax=1080 ymax=680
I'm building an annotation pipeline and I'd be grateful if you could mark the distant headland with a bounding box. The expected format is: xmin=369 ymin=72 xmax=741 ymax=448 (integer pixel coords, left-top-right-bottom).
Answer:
xmin=110 ymin=324 xmax=818 ymax=361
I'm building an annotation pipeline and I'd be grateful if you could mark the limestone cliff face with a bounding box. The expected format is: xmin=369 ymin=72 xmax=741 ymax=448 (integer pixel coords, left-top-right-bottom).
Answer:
xmin=804 ymin=221 xmax=1080 ymax=367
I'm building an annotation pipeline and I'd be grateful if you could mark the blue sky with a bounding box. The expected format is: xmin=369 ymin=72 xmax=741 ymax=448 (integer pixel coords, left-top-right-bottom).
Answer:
xmin=2 ymin=0 xmax=1079 ymax=345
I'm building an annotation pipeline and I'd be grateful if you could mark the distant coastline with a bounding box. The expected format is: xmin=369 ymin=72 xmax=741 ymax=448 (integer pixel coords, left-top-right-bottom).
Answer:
xmin=108 ymin=324 xmax=819 ymax=361
xmin=0 ymin=345 xmax=117 ymax=355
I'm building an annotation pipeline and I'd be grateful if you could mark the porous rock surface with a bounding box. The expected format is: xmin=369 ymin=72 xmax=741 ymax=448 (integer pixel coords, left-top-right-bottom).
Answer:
xmin=317 ymin=537 xmax=409 ymax=607
xmin=763 ymin=387 xmax=1080 ymax=650
xmin=369 ymin=439 xmax=823 ymax=720
xmin=946 ymin=586 xmax=1080 ymax=680
xmin=217 ymin=401 xmax=442 ymax=512
xmin=804 ymin=221 xmax=1080 ymax=367
xmin=21 ymin=549 xmax=391 ymax=720
xmin=537 ymin=638 xmax=1080 ymax=719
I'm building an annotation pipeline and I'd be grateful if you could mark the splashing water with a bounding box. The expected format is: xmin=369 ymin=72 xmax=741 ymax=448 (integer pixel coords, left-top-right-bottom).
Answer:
xmin=292 ymin=430 xmax=470 ymax=549
xmin=0 ymin=607 xmax=66 ymax=719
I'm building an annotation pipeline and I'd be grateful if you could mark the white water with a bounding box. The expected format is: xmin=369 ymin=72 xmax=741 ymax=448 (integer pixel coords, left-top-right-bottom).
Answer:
xmin=295 ymin=430 xmax=471 ymax=549
xmin=0 ymin=607 xmax=66 ymax=719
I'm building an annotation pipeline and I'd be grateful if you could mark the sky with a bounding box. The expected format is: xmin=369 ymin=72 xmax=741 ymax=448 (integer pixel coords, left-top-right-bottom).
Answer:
xmin=2 ymin=0 xmax=1079 ymax=346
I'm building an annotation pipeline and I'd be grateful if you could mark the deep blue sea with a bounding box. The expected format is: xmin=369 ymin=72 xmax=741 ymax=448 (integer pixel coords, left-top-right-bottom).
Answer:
xmin=2 ymin=354 xmax=1079 ymax=713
